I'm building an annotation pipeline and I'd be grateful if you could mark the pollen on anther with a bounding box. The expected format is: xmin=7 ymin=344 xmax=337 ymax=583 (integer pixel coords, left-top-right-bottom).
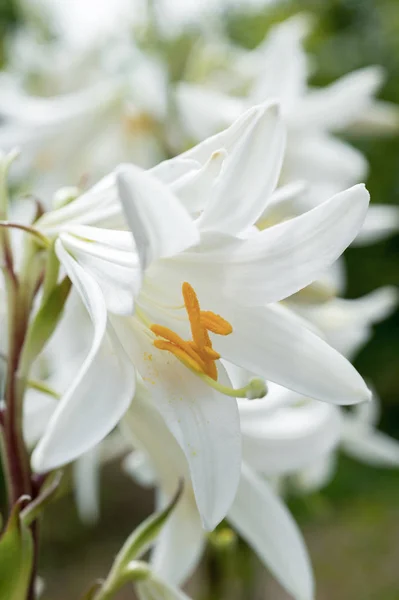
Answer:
xmin=200 ymin=311 xmax=233 ymax=335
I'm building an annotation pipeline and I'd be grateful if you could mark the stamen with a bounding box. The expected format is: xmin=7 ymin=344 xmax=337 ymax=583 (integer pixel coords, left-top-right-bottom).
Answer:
xmin=200 ymin=311 xmax=233 ymax=335
xmin=182 ymin=282 xmax=206 ymax=349
xmin=204 ymin=359 xmax=218 ymax=381
xmin=151 ymin=281 xmax=234 ymax=384
xmin=153 ymin=339 xmax=204 ymax=374
xmin=202 ymin=346 xmax=221 ymax=360
xmin=151 ymin=324 xmax=208 ymax=371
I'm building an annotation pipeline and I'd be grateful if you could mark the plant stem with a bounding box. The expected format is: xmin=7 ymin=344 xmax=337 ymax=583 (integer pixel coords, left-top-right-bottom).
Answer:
xmin=3 ymin=277 xmax=32 ymax=505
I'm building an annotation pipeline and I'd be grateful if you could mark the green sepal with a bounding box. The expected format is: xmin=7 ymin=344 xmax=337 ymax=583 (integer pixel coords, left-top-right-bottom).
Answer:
xmin=0 ymin=496 xmax=34 ymax=600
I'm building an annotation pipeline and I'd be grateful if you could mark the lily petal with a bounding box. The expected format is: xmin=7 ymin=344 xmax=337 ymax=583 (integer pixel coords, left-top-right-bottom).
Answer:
xmin=181 ymin=104 xmax=266 ymax=165
xmin=171 ymin=184 xmax=369 ymax=306
xmin=151 ymin=490 xmax=205 ymax=586
xmin=241 ymin=396 xmax=341 ymax=475
xmin=353 ymin=204 xmax=399 ymax=245
xmin=248 ymin=16 xmax=309 ymax=111
xmin=228 ymin=464 xmax=314 ymax=600
xmin=170 ymin=149 xmax=226 ymax=215
xmin=343 ymin=426 xmax=399 ymax=468
xmin=73 ymin=446 xmax=101 ymax=525
xmin=59 ymin=227 xmax=140 ymax=315
xmin=284 ymin=134 xmax=367 ymax=191
xmin=296 ymin=67 xmax=384 ymax=131
xmin=214 ymin=302 xmax=371 ymax=405
xmin=116 ymin=164 xmax=199 ymax=270
xmin=31 ymin=241 xmax=135 ymax=472
xmin=112 ymin=316 xmax=241 ymax=531
xmin=198 ymin=102 xmax=286 ymax=235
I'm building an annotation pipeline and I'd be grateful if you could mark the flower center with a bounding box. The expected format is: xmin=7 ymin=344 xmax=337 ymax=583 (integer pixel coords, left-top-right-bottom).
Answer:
xmin=151 ymin=282 xmax=232 ymax=381
xmin=150 ymin=282 xmax=267 ymax=400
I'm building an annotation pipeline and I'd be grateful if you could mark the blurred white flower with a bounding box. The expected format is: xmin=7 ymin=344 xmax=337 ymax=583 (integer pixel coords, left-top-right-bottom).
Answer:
xmin=0 ymin=46 xmax=168 ymax=198
xmin=176 ymin=16 xmax=399 ymax=242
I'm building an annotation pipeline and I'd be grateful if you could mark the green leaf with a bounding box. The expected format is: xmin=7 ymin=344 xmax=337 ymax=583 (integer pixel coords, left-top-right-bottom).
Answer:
xmin=0 ymin=496 xmax=34 ymax=600
xmin=117 ymin=479 xmax=184 ymax=569
xmin=21 ymin=471 xmax=63 ymax=526
xmin=79 ymin=580 xmax=103 ymax=600
xmin=21 ymin=275 xmax=72 ymax=367
xmin=93 ymin=481 xmax=183 ymax=600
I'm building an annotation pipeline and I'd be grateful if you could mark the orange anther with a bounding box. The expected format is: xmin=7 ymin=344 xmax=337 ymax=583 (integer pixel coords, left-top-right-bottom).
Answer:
xmin=151 ymin=325 xmax=208 ymax=371
xmin=200 ymin=311 xmax=233 ymax=335
xmin=151 ymin=283 xmax=233 ymax=382
xmin=182 ymin=282 xmax=206 ymax=349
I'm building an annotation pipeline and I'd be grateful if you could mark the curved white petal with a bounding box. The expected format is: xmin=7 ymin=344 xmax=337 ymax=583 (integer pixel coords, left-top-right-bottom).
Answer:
xmin=284 ymin=134 xmax=367 ymax=191
xmin=176 ymin=83 xmax=243 ymax=141
xmin=170 ymin=149 xmax=226 ymax=215
xmin=123 ymin=450 xmax=158 ymax=488
xmin=214 ymin=302 xmax=371 ymax=405
xmin=59 ymin=226 xmax=142 ymax=315
xmin=116 ymin=164 xmax=199 ymax=270
xmin=241 ymin=398 xmax=341 ymax=475
xmin=181 ymin=104 xmax=266 ymax=165
xmin=150 ymin=157 xmax=200 ymax=184
xmin=296 ymin=67 xmax=385 ymax=131
xmin=228 ymin=464 xmax=314 ymax=600
xmin=295 ymin=453 xmax=337 ymax=493
xmin=31 ymin=242 xmax=135 ymax=472
xmin=198 ymin=102 xmax=286 ymax=235
xmin=73 ymin=446 xmax=101 ymax=525
xmin=171 ymin=184 xmax=369 ymax=306
xmin=23 ymin=390 xmax=58 ymax=448
xmin=349 ymin=100 xmax=399 ymax=135
xmin=113 ymin=317 xmax=241 ymax=531
xmin=59 ymin=228 xmax=140 ymax=315
xmin=151 ymin=490 xmax=205 ymax=586
xmin=343 ymin=425 xmax=399 ymax=468
xmin=248 ymin=16 xmax=310 ymax=111
xmin=293 ymin=286 xmax=398 ymax=358
xmin=353 ymin=204 xmax=399 ymax=245
xmin=37 ymin=172 xmax=122 ymax=235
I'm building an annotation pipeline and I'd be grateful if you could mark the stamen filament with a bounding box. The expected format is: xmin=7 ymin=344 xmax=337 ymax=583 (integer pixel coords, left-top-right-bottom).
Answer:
xmin=153 ymin=339 xmax=204 ymax=374
xmin=151 ymin=324 xmax=208 ymax=371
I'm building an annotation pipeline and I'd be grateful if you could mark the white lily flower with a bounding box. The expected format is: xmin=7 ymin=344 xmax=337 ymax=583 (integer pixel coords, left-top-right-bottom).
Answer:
xmin=342 ymin=396 xmax=399 ymax=468
xmin=122 ymin=380 xmax=315 ymax=600
xmin=32 ymin=104 xmax=371 ymax=531
xmin=289 ymin=285 xmax=398 ymax=359
xmin=176 ymin=16 xmax=399 ymax=241
xmin=0 ymin=45 xmax=168 ymax=198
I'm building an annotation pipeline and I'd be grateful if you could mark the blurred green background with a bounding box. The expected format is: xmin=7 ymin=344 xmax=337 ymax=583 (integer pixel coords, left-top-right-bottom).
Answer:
xmin=1 ymin=0 xmax=399 ymax=598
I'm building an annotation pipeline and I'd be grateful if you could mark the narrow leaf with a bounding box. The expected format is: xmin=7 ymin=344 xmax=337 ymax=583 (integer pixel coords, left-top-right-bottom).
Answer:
xmin=0 ymin=496 xmax=34 ymax=600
